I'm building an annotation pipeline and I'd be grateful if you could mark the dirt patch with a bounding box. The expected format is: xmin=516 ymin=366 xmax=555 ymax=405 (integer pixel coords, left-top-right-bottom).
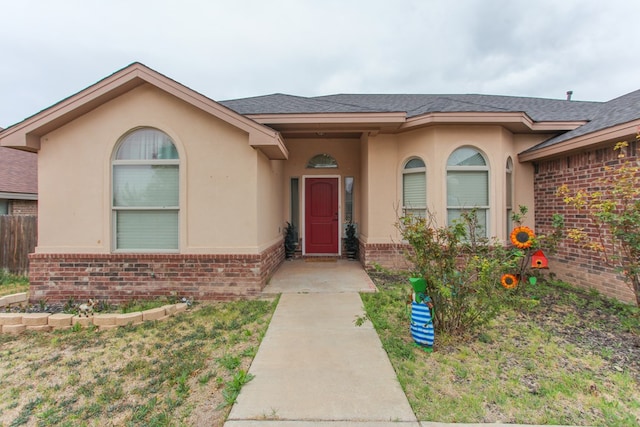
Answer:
xmin=524 ymin=289 xmax=640 ymax=380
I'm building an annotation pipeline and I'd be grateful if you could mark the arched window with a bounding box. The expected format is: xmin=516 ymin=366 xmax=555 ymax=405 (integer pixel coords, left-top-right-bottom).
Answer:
xmin=446 ymin=147 xmax=489 ymax=236
xmin=506 ymin=157 xmax=514 ymax=236
xmin=306 ymin=153 xmax=338 ymax=169
xmin=402 ymin=157 xmax=426 ymax=217
xmin=112 ymin=128 xmax=179 ymax=251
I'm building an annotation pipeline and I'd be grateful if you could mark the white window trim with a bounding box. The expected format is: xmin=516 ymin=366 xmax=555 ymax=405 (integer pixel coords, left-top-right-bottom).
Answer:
xmin=446 ymin=148 xmax=490 ymax=236
xmin=402 ymin=157 xmax=427 ymax=217
xmin=111 ymin=131 xmax=180 ymax=253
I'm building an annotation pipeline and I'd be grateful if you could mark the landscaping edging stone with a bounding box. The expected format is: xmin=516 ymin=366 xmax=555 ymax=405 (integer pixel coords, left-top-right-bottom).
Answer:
xmin=0 ymin=293 xmax=190 ymax=334
xmin=0 ymin=292 xmax=28 ymax=308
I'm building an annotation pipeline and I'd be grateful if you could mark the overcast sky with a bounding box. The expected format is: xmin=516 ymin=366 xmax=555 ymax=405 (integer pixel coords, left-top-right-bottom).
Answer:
xmin=1 ymin=0 xmax=639 ymax=128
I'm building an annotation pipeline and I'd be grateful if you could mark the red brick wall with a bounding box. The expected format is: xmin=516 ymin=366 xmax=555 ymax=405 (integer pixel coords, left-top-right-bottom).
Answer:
xmin=28 ymin=242 xmax=284 ymax=304
xmin=10 ymin=200 xmax=37 ymax=216
xmin=534 ymin=142 xmax=637 ymax=303
xmin=361 ymin=242 xmax=413 ymax=271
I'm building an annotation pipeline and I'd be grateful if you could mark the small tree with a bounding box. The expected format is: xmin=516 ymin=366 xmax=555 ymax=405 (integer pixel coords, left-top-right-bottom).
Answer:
xmin=557 ymin=137 xmax=640 ymax=306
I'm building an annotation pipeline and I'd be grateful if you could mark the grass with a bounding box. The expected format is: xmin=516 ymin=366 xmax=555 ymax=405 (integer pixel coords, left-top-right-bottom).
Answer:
xmin=0 ymin=297 xmax=278 ymax=426
xmin=361 ymin=277 xmax=640 ymax=426
xmin=0 ymin=270 xmax=29 ymax=297
xmin=118 ymin=297 xmax=184 ymax=314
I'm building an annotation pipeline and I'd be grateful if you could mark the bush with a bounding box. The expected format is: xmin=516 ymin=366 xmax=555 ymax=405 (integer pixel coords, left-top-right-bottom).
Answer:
xmin=397 ymin=210 xmax=518 ymax=335
xmin=396 ymin=205 xmax=565 ymax=337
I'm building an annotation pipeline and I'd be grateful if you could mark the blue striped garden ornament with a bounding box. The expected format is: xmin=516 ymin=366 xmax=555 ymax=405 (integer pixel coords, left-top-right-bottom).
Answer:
xmin=410 ymin=300 xmax=434 ymax=348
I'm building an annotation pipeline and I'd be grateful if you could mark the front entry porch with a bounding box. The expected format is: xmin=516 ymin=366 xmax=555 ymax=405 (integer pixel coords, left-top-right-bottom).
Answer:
xmin=263 ymin=259 xmax=377 ymax=294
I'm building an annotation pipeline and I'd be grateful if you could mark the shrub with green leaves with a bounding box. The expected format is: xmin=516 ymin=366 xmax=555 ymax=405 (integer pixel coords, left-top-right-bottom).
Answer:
xmin=397 ymin=210 xmax=518 ymax=335
xmin=397 ymin=205 xmax=564 ymax=337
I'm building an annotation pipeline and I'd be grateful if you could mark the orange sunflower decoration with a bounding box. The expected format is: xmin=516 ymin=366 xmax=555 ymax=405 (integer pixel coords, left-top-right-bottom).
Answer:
xmin=501 ymin=273 xmax=519 ymax=289
xmin=510 ymin=226 xmax=535 ymax=249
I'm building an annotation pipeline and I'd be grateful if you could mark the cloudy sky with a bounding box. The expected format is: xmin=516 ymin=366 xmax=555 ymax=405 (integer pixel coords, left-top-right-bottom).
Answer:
xmin=1 ymin=0 xmax=639 ymax=128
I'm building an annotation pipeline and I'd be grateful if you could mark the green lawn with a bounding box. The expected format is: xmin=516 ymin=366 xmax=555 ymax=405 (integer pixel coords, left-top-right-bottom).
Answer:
xmin=0 ymin=270 xmax=29 ymax=297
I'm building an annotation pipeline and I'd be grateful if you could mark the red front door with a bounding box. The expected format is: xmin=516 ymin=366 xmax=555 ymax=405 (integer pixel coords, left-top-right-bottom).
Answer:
xmin=305 ymin=177 xmax=339 ymax=254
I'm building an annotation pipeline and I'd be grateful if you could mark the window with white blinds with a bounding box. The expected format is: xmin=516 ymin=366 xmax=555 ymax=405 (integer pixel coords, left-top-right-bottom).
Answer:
xmin=402 ymin=157 xmax=426 ymax=217
xmin=112 ymin=128 xmax=179 ymax=251
xmin=447 ymin=147 xmax=489 ymax=236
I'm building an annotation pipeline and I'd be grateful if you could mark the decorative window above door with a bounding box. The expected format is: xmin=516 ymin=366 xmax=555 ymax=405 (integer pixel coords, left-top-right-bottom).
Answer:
xmin=306 ymin=154 xmax=338 ymax=169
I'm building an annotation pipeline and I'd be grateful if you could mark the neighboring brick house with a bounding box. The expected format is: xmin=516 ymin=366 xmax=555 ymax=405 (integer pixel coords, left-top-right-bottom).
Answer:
xmin=0 ymin=62 xmax=638 ymax=304
xmin=0 ymin=138 xmax=37 ymax=216
xmin=0 ymin=139 xmax=37 ymax=274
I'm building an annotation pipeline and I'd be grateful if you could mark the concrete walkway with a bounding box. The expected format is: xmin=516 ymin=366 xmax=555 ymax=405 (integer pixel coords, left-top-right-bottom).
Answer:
xmin=224 ymin=260 xmax=575 ymax=427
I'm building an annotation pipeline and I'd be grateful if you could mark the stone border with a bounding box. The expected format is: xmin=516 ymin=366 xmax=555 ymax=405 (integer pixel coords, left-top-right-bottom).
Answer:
xmin=0 ymin=292 xmax=28 ymax=308
xmin=0 ymin=297 xmax=189 ymax=335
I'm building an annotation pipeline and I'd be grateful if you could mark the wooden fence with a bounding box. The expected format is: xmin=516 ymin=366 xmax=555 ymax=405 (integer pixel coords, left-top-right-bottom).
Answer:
xmin=0 ymin=215 xmax=37 ymax=275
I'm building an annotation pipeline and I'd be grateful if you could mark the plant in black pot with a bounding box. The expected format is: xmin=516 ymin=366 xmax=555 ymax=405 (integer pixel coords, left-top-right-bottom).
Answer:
xmin=345 ymin=222 xmax=359 ymax=260
xmin=284 ymin=221 xmax=298 ymax=259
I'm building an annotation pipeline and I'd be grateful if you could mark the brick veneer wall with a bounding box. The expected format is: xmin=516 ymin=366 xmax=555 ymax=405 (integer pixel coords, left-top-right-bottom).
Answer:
xmin=360 ymin=242 xmax=413 ymax=272
xmin=534 ymin=142 xmax=637 ymax=303
xmin=10 ymin=200 xmax=37 ymax=216
xmin=28 ymin=241 xmax=284 ymax=304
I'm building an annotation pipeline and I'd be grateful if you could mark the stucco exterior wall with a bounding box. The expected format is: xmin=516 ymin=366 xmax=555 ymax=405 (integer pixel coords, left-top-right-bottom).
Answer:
xmin=256 ymin=151 xmax=285 ymax=250
xmin=362 ymin=126 xmax=539 ymax=244
xmin=362 ymin=133 xmax=399 ymax=244
xmin=37 ymin=84 xmax=272 ymax=255
xmin=359 ymin=134 xmax=370 ymax=246
xmin=360 ymin=125 xmax=549 ymax=270
xmin=29 ymin=83 xmax=286 ymax=302
xmin=513 ymin=133 xmax=554 ymax=228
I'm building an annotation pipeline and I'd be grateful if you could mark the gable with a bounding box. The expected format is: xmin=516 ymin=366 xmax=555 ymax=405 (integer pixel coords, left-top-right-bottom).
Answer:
xmin=0 ymin=63 xmax=288 ymax=160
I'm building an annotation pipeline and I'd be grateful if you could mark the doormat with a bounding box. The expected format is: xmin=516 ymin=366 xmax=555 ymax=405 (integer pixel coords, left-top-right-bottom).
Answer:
xmin=304 ymin=257 xmax=338 ymax=263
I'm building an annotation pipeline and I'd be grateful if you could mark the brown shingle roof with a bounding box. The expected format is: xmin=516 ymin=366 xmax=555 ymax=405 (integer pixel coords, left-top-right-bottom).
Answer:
xmin=0 ymin=146 xmax=37 ymax=195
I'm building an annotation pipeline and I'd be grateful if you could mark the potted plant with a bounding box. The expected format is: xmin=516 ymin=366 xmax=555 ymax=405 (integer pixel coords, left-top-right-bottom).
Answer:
xmin=284 ymin=221 xmax=298 ymax=259
xmin=344 ymin=222 xmax=358 ymax=260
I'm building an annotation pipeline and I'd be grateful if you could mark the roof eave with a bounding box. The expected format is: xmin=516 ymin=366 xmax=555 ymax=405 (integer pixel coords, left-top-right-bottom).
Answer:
xmin=402 ymin=112 xmax=587 ymax=133
xmin=247 ymin=112 xmax=406 ymax=135
xmin=0 ymin=191 xmax=37 ymax=200
xmin=0 ymin=67 xmax=149 ymax=151
xmin=519 ymin=119 xmax=640 ymax=162
xmin=250 ymin=133 xmax=289 ymax=160
xmin=0 ymin=63 xmax=288 ymax=160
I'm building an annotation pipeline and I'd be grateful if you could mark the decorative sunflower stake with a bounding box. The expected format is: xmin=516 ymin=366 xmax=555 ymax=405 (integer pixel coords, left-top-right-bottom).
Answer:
xmin=510 ymin=225 xmax=535 ymax=249
xmin=501 ymin=273 xmax=519 ymax=289
xmin=502 ymin=225 xmax=539 ymax=290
